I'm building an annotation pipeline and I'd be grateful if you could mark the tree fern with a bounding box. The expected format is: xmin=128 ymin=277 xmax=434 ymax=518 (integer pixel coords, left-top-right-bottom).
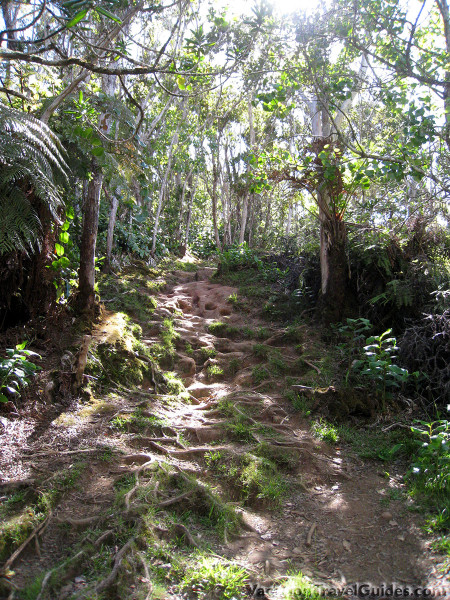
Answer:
xmin=0 ymin=104 xmax=68 ymax=255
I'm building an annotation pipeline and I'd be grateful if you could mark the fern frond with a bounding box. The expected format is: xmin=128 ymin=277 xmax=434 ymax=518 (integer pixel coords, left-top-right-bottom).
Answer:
xmin=0 ymin=105 xmax=68 ymax=176
xmin=0 ymin=102 xmax=69 ymax=255
xmin=0 ymin=192 xmax=41 ymax=256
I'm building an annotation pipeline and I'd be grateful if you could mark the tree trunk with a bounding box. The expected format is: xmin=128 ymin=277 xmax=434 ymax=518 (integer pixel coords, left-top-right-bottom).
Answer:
xmin=151 ymin=118 xmax=182 ymax=254
xmin=104 ymin=192 xmax=119 ymax=272
xmin=76 ymin=163 xmax=103 ymax=314
xmin=311 ymin=100 xmax=353 ymax=322
xmin=239 ymin=194 xmax=249 ymax=245
xmin=184 ymin=177 xmax=197 ymax=247
xmin=286 ymin=203 xmax=293 ymax=236
xmin=211 ymin=160 xmax=222 ymax=251
xmin=436 ymin=0 xmax=450 ymax=148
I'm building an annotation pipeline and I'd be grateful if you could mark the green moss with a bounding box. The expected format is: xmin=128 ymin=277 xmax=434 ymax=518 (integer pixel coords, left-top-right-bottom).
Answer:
xmin=0 ymin=463 xmax=85 ymax=562
xmin=206 ymin=450 xmax=288 ymax=506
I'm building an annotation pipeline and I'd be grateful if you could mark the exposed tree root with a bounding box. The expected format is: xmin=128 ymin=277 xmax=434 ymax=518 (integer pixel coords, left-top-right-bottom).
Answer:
xmin=171 ymin=523 xmax=199 ymax=548
xmin=137 ymin=551 xmax=153 ymax=600
xmin=1 ymin=512 xmax=52 ymax=576
xmin=158 ymin=490 xmax=194 ymax=507
xmin=95 ymin=538 xmax=135 ymax=593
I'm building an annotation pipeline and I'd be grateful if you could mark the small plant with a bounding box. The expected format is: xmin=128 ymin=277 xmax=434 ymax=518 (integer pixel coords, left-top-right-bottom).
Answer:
xmin=199 ymin=346 xmax=217 ymax=360
xmin=181 ymin=553 xmax=248 ymax=600
xmin=0 ymin=342 xmax=41 ymax=403
xmin=242 ymin=326 xmax=255 ymax=338
xmin=337 ymin=424 xmax=410 ymax=461
xmin=185 ymin=342 xmax=194 ymax=356
xmin=353 ymin=329 xmax=416 ymax=403
xmin=283 ymin=571 xmax=323 ymax=600
xmin=228 ymin=357 xmax=240 ymax=375
xmin=227 ymin=292 xmax=239 ymax=305
xmin=256 ymin=326 xmax=269 ymax=339
xmin=252 ymin=343 xmax=269 ymax=358
xmin=161 ymin=318 xmax=179 ymax=348
xmin=206 ymin=364 xmax=224 ymax=380
xmin=208 ymin=321 xmax=228 ymax=336
xmin=333 ymin=317 xmax=372 ymax=382
xmin=218 ymin=242 xmax=262 ymax=273
xmin=268 ymin=351 xmax=287 ymax=374
xmin=252 ymin=365 xmax=270 ymax=384
xmin=311 ymin=417 xmax=339 ymax=443
xmin=285 ymin=390 xmax=312 ymax=416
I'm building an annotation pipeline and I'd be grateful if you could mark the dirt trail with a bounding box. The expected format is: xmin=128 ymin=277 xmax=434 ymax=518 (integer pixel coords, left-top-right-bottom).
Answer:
xmin=152 ymin=270 xmax=443 ymax=590
xmin=1 ymin=265 xmax=448 ymax=598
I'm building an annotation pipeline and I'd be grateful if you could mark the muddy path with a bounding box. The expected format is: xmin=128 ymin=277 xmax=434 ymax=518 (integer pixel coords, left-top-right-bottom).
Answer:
xmin=0 ymin=262 xmax=448 ymax=599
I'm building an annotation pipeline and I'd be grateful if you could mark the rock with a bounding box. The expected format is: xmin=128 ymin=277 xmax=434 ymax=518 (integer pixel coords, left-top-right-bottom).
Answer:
xmin=342 ymin=540 xmax=351 ymax=552
xmin=196 ymin=427 xmax=224 ymax=443
xmin=187 ymin=382 xmax=215 ymax=399
xmin=177 ymin=299 xmax=191 ymax=310
xmin=381 ymin=511 xmax=393 ymax=520
xmin=178 ymin=357 xmax=196 ymax=377
xmin=234 ymin=370 xmax=254 ymax=386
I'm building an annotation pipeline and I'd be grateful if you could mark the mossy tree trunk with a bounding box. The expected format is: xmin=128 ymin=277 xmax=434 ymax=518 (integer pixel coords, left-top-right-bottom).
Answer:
xmin=76 ymin=161 xmax=103 ymax=315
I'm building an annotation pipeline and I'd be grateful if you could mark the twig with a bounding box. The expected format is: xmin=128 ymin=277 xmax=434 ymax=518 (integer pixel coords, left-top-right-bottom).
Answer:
xmin=306 ymin=522 xmax=317 ymax=546
xmin=22 ymin=448 xmax=102 ymax=459
xmin=302 ymin=359 xmax=321 ymax=374
xmin=381 ymin=422 xmax=410 ymax=432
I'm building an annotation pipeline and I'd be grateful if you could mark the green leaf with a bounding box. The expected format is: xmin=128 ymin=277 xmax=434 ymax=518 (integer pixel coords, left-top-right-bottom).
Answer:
xmin=0 ymin=393 xmax=8 ymax=402
xmin=66 ymin=206 xmax=75 ymax=220
xmin=61 ymin=220 xmax=70 ymax=231
xmin=94 ymin=6 xmax=122 ymax=23
xmin=55 ymin=243 xmax=65 ymax=257
xmin=59 ymin=231 xmax=69 ymax=243
xmin=66 ymin=8 xmax=88 ymax=28
xmin=177 ymin=76 xmax=186 ymax=90
xmin=16 ymin=341 xmax=27 ymax=350
xmin=91 ymin=146 xmax=105 ymax=157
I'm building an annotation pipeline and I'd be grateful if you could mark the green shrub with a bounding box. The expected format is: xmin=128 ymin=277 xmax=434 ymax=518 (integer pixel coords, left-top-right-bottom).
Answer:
xmin=408 ymin=417 xmax=450 ymax=531
xmin=0 ymin=342 xmax=41 ymax=403
xmin=218 ymin=242 xmax=262 ymax=273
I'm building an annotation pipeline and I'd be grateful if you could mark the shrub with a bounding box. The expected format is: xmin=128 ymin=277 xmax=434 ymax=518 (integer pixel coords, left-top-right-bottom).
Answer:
xmin=0 ymin=342 xmax=41 ymax=403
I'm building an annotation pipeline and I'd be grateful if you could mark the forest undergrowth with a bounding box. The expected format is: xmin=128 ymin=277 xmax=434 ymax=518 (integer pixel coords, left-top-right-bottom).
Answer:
xmin=0 ymin=256 xmax=449 ymax=600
